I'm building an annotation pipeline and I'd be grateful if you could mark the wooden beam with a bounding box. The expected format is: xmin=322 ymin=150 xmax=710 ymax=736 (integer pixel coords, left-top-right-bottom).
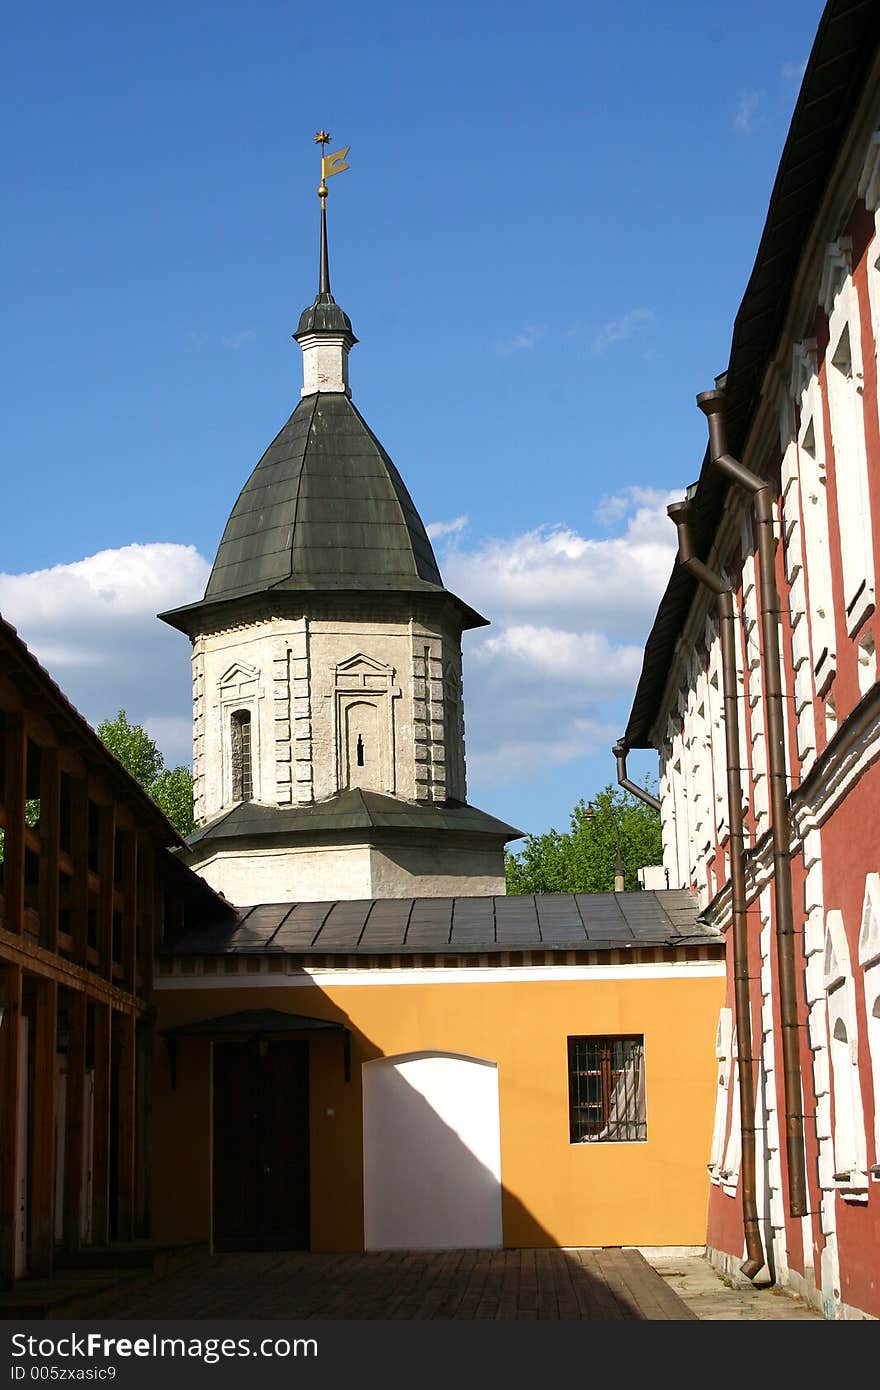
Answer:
xmin=38 ymin=745 xmax=60 ymax=952
xmin=61 ymin=991 xmax=86 ymax=1255
xmin=91 ymin=1002 xmax=111 ymax=1247
xmin=69 ymin=776 xmax=89 ymax=964
xmin=96 ymin=804 xmax=115 ymax=980
xmin=0 ymin=964 xmax=23 ymax=1286
xmin=115 ymin=1012 xmax=136 ymax=1242
xmin=2 ymin=714 xmax=26 ymax=935
xmin=0 ymin=926 xmax=146 ymax=1015
xmin=29 ymin=977 xmax=58 ymax=1276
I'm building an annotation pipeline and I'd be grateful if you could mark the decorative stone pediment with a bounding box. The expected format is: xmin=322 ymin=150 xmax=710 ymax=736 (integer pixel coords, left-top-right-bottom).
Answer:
xmin=790 ymin=338 xmax=818 ymax=404
xmin=334 ymin=652 xmax=397 ymax=691
xmin=819 ymin=239 xmax=853 ymax=316
xmin=857 ymin=130 xmax=880 ymax=213
xmin=219 ymin=660 xmax=260 ymax=692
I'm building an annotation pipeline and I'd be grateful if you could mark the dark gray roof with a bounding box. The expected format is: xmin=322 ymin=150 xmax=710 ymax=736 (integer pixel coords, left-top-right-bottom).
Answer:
xmin=162 ymin=889 xmax=717 ymax=957
xmin=623 ymin=0 xmax=880 ymax=749
xmin=295 ymin=290 xmax=355 ymax=337
xmin=161 ymin=392 xmax=467 ymax=633
xmin=185 ymin=788 xmax=522 ymax=849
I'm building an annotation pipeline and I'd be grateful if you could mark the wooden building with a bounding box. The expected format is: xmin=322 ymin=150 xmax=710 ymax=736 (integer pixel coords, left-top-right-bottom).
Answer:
xmin=0 ymin=615 xmax=230 ymax=1285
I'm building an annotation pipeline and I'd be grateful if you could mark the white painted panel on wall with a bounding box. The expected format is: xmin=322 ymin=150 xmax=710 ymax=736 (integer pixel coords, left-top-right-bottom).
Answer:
xmin=362 ymin=1052 xmax=503 ymax=1251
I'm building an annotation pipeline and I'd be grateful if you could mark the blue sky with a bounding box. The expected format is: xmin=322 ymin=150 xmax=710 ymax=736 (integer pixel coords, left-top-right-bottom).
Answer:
xmin=1 ymin=0 xmax=824 ymax=838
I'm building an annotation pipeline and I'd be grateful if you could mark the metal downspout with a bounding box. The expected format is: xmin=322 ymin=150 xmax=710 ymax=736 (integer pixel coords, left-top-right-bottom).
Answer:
xmin=667 ymin=499 xmax=767 ymax=1282
xmin=697 ymin=389 xmax=807 ymax=1221
xmin=612 ymin=742 xmax=661 ymax=811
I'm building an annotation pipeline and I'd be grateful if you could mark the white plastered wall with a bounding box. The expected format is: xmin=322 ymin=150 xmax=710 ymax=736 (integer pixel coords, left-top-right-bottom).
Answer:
xmin=191 ymin=611 xmax=467 ymax=824
xmin=362 ymin=1052 xmax=503 ymax=1251
xmin=189 ymin=839 xmax=506 ymax=905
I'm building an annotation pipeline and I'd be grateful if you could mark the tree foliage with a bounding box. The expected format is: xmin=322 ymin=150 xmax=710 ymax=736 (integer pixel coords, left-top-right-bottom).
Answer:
xmin=97 ymin=709 xmax=195 ymax=837
xmin=505 ymin=783 xmax=663 ymax=894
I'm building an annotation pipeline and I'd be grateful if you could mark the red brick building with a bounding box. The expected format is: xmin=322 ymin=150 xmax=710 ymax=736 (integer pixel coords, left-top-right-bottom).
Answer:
xmin=619 ymin=0 xmax=880 ymax=1319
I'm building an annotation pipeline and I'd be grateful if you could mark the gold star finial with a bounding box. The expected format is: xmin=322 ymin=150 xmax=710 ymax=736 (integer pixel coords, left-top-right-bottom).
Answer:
xmin=314 ymin=129 xmax=331 ymax=147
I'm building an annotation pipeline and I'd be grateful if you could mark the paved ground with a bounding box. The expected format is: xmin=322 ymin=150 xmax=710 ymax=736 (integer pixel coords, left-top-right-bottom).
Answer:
xmin=96 ymin=1248 xmax=698 ymax=1320
xmin=643 ymin=1251 xmax=821 ymax=1320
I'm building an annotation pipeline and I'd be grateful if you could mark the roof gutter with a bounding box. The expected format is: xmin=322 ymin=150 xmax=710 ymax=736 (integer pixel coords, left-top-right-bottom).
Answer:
xmin=697 ymin=388 xmax=807 ymax=1221
xmin=667 ymin=497 xmax=767 ymax=1283
xmin=612 ymin=742 xmax=661 ymax=811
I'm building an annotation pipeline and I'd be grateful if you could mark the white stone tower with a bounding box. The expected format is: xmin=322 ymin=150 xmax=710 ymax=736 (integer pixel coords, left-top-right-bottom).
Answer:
xmin=160 ymin=186 xmax=519 ymax=904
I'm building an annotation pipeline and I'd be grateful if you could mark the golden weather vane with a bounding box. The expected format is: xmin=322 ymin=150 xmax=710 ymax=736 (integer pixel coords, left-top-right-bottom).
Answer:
xmin=314 ymin=130 xmax=350 ymax=204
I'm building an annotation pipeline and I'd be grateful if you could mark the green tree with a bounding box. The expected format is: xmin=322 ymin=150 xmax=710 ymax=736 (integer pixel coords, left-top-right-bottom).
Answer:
xmin=505 ymin=783 xmax=663 ymax=894
xmin=97 ymin=709 xmax=195 ymax=837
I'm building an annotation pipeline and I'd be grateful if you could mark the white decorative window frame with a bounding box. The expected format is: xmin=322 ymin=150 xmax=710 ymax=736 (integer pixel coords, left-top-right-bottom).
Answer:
xmin=791 ymin=340 xmax=837 ymax=697
xmin=822 ymin=238 xmax=875 ymax=636
xmin=708 ymin=1008 xmax=733 ymax=1185
xmin=857 ymin=130 xmax=880 ymax=386
xmin=328 ymin=652 xmax=401 ymax=794
xmin=857 ymin=873 xmax=880 ymax=1179
xmin=218 ymin=661 xmax=263 ymax=805
xmin=719 ymin=1025 xmax=741 ymax=1197
xmin=823 ymin=909 xmax=869 ymax=1198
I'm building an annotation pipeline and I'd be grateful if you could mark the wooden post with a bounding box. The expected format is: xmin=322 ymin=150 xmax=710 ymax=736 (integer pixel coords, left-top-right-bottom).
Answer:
xmin=134 ymin=1019 xmax=152 ymax=1239
xmin=30 ymin=977 xmax=58 ymax=1276
xmin=0 ymin=964 xmax=23 ymax=1285
xmin=120 ymin=832 xmax=137 ymax=994
xmin=68 ymin=778 xmax=89 ymax=964
xmin=96 ymin=805 xmax=115 ymax=979
xmin=3 ymin=714 xmax=26 ymax=936
xmin=91 ymin=1002 xmax=111 ymax=1247
xmin=115 ymin=1012 xmax=136 ymax=1242
xmin=62 ymin=990 xmax=87 ymax=1254
xmin=38 ymin=746 xmax=60 ymax=952
xmin=138 ymin=842 xmax=156 ymax=995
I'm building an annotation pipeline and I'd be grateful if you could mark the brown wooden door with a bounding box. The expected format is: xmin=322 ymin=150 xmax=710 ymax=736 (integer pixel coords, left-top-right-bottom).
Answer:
xmin=212 ymin=1040 xmax=310 ymax=1252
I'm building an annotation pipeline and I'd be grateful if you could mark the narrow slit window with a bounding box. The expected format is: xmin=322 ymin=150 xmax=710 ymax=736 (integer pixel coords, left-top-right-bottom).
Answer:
xmin=231 ymin=710 xmax=253 ymax=802
xmin=356 ymin=734 xmax=364 ymax=767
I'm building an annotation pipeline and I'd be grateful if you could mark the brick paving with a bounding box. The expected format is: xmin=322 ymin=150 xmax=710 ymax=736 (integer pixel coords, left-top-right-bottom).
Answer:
xmin=96 ymin=1248 xmax=698 ymax=1320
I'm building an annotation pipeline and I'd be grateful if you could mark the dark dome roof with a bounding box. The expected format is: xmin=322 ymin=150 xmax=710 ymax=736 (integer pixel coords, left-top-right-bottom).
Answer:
xmin=201 ymin=392 xmax=444 ymax=603
xmin=295 ymin=291 xmax=355 ymax=338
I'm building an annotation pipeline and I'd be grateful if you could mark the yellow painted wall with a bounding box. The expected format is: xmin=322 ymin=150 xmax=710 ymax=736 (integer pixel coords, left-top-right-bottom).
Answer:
xmin=152 ymin=970 xmax=723 ymax=1250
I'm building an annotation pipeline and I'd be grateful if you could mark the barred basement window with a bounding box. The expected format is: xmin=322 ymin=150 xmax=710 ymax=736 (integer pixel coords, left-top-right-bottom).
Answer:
xmin=568 ymin=1036 xmax=646 ymax=1143
xmin=230 ymin=710 xmax=253 ymax=802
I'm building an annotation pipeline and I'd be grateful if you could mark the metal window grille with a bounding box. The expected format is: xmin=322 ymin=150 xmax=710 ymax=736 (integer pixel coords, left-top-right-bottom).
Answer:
xmin=567 ymin=1035 xmax=646 ymax=1143
xmin=231 ymin=710 xmax=253 ymax=802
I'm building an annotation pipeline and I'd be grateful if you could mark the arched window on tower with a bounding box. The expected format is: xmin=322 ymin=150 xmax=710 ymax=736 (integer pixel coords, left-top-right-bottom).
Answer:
xmin=231 ymin=709 xmax=253 ymax=802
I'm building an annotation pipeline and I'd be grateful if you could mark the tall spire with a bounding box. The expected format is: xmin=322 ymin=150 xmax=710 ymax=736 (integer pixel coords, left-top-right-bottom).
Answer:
xmin=319 ymin=197 xmax=331 ymax=297
xmin=294 ymin=132 xmax=357 ymax=396
xmin=313 ymin=130 xmax=348 ymax=301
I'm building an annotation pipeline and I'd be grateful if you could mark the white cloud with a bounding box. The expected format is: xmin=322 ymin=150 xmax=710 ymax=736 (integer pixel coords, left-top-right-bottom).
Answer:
xmin=592 ymin=308 xmax=654 ymax=354
xmin=221 ymin=328 xmax=257 ymax=350
xmin=0 ymin=543 xmax=209 ymax=767
xmin=734 ymin=89 xmax=764 ymax=134
xmin=431 ymin=488 xmax=680 ymax=790
xmin=495 ymin=326 xmax=544 ymax=354
xmin=426 ymin=515 xmax=469 ymax=541
xmin=782 ymin=59 xmax=806 ymax=83
xmin=0 ymin=486 xmax=680 ymax=799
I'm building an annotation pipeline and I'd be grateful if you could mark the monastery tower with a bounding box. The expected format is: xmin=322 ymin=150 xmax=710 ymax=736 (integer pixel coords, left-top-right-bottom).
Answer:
xmin=160 ymin=170 xmax=519 ymax=904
